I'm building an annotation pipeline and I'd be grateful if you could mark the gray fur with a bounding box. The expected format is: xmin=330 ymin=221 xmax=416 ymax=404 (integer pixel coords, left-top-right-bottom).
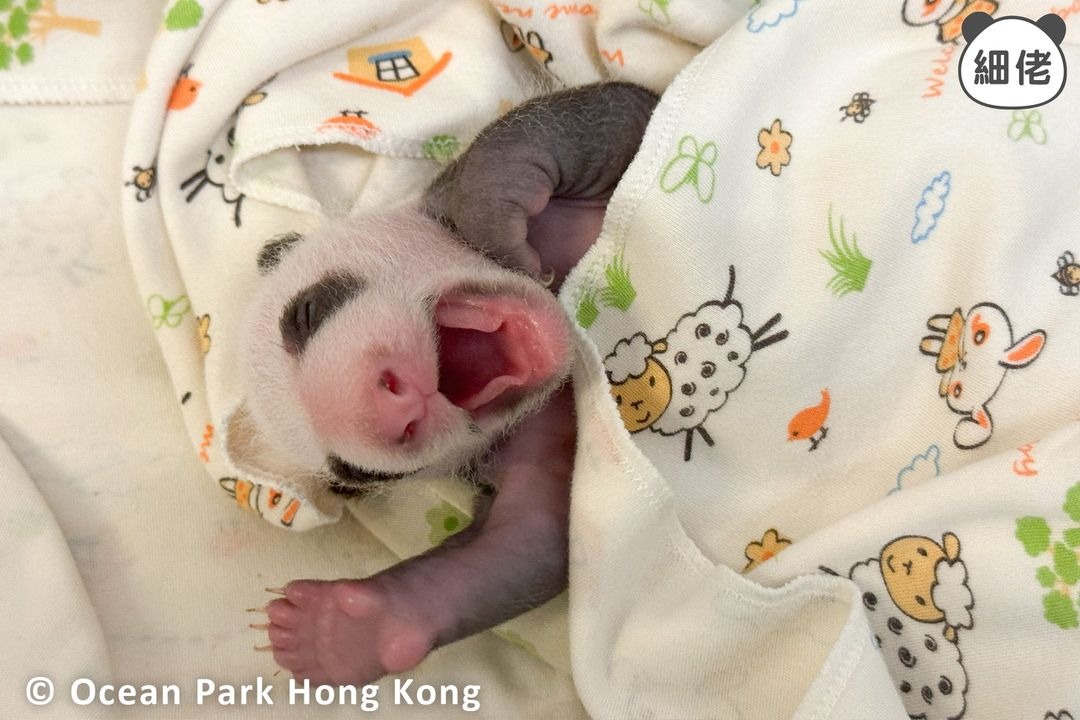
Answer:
xmin=424 ymin=82 xmax=658 ymax=275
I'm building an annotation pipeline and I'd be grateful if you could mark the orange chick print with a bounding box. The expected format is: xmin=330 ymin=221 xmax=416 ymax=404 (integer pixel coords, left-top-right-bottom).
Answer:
xmin=168 ymin=67 xmax=202 ymax=110
xmin=787 ymin=389 xmax=830 ymax=451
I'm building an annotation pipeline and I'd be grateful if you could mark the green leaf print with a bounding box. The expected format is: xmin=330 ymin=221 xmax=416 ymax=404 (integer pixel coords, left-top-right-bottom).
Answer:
xmin=165 ymin=0 xmax=203 ymax=31
xmin=8 ymin=6 xmax=28 ymax=38
xmin=1016 ymin=516 xmax=1052 ymax=556
xmin=1065 ymin=482 xmax=1080 ymax=523
xmin=1017 ymin=482 xmax=1080 ymax=631
xmin=1036 ymin=566 xmax=1057 ymax=588
xmin=1052 ymin=542 xmax=1080 ymax=585
xmin=1043 ymin=590 xmax=1079 ymax=629
xmin=1 ymin=2 xmax=100 ymax=69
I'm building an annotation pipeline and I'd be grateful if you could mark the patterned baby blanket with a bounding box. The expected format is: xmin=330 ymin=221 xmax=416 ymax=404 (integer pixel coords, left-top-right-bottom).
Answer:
xmin=120 ymin=0 xmax=750 ymax=682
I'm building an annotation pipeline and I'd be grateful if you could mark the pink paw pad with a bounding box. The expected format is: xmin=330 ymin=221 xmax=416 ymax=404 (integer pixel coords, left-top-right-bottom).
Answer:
xmin=259 ymin=579 xmax=435 ymax=686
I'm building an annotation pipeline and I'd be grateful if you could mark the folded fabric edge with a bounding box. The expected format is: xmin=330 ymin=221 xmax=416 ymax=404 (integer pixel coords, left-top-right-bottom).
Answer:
xmin=0 ymin=77 xmax=137 ymax=105
xmin=219 ymin=401 xmax=345 ymax=531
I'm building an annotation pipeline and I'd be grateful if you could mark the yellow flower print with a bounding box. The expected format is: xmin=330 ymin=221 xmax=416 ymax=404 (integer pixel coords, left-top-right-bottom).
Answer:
xmin=756 ymin=119 xmax=792 ymax=177
xmin=197 ymin=314 xmax=211 ymax=354
xmin=743 ymin=528 xmax=792 ymax=572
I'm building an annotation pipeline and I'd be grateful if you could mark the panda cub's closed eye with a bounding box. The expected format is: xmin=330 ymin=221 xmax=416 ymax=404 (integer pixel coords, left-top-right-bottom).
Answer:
xmin=281 ymin=273 xmax=365 ymax=356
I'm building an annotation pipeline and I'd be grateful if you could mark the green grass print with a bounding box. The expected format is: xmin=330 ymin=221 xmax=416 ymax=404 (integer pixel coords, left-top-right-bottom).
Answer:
xmin=821 ymin=207 xmax=872 ymax=297
xmin=576 ymin=249 xmax=636 ymax=328
xmin=598 ymin=250 xmax=635 ymax=311
xmin=576 ymin=288 xmax=599 ymax=328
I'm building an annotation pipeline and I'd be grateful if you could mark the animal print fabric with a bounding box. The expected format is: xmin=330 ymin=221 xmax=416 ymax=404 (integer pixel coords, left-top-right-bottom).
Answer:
xmin=561 ymin=1 xmax=1080 ymax=718
xmin=120 ymin=0 xmax=752 ymax=688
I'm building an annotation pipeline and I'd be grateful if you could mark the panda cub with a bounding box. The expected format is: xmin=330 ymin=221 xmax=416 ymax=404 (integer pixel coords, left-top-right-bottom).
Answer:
xmin=242 ymin=82 xmax=658 ymax=686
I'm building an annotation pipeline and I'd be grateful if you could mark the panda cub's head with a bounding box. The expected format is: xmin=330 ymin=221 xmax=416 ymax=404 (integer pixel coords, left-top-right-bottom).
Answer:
xmin=241 ymin=206 xmax=572 ymax=494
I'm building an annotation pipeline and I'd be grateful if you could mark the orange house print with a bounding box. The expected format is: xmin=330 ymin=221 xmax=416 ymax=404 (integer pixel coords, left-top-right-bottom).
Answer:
xmin=333 ymin=37 xmax=452 ymax=97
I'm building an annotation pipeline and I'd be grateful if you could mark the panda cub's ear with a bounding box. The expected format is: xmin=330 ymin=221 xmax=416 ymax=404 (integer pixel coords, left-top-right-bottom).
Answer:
xmin=961 ymin=11 xmax=994 ymax=44
xmin=257 ymin=232 xmax=305 ymax=274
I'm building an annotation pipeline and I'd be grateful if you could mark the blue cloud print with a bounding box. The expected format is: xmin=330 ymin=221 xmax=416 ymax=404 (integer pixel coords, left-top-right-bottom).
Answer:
xmin=890 ymin=444 xmax=942 ymax=495
xmin=911 ymin=170 xmax=952 ymax=244
xmin=746 ymin=0 xmax=805 ymax=33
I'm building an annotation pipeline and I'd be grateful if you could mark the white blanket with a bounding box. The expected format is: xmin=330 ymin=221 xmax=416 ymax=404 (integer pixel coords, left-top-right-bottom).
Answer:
xmin=561 ymin=1 xmax=1080 ymax=717
xmin=0 ymin=18 xmax=586 ymax=719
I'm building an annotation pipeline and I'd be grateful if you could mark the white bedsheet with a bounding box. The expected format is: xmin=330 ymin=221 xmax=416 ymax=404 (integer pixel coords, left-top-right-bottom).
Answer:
xmin=0 ymin=2 xmax=586 ymax=716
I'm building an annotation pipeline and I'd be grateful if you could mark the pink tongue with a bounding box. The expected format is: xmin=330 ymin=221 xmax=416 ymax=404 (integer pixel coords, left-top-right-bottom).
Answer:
xmin=437 ymin=326 xmax=512 ymax=408
xmin=436 ymin=297 xmax=545 ymax=412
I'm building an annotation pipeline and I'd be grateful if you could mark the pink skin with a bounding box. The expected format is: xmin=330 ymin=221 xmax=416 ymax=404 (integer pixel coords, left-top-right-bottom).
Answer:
xmin=264 ymin=386 xmax=575 ymax=686
xmin=301 ymin=294 xmax=566 ymax=450
xmin=244 ymin=207 xmax=574 ymax=475
xmin=527 ymin=197 xmax=608 ymax=290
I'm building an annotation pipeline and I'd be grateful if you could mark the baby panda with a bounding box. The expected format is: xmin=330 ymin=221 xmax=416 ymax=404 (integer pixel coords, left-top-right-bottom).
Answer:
xmin=245 ymin=82 xmax=659 ymax=686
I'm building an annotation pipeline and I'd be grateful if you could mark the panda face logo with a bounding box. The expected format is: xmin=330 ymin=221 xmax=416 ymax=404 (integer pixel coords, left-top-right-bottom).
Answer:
xmin=958 ymin=12 xmax=1067 ymax=109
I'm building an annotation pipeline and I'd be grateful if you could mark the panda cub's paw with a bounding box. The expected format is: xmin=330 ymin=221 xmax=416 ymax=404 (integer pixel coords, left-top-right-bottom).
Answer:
xmin=265 ymin=578 xmax=435 ymax=686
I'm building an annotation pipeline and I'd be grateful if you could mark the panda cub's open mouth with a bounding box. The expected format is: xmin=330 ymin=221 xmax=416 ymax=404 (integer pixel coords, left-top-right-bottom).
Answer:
xmin=434 ymin=292 xmax=564 ymax=417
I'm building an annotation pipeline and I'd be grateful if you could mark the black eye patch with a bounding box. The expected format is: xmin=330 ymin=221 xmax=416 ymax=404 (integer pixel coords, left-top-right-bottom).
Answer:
xmin=281 ymin=273 xmax=364 ymax=356
xmin=258 ymin=231 xmax=305 ymax=274
xmin=326 ymin=454 xmax=414 ymax=496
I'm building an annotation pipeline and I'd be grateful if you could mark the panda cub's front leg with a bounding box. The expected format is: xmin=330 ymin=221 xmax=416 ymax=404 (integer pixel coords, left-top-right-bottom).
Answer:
xmin=263 ymin=387 xmax=575 ymax=686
